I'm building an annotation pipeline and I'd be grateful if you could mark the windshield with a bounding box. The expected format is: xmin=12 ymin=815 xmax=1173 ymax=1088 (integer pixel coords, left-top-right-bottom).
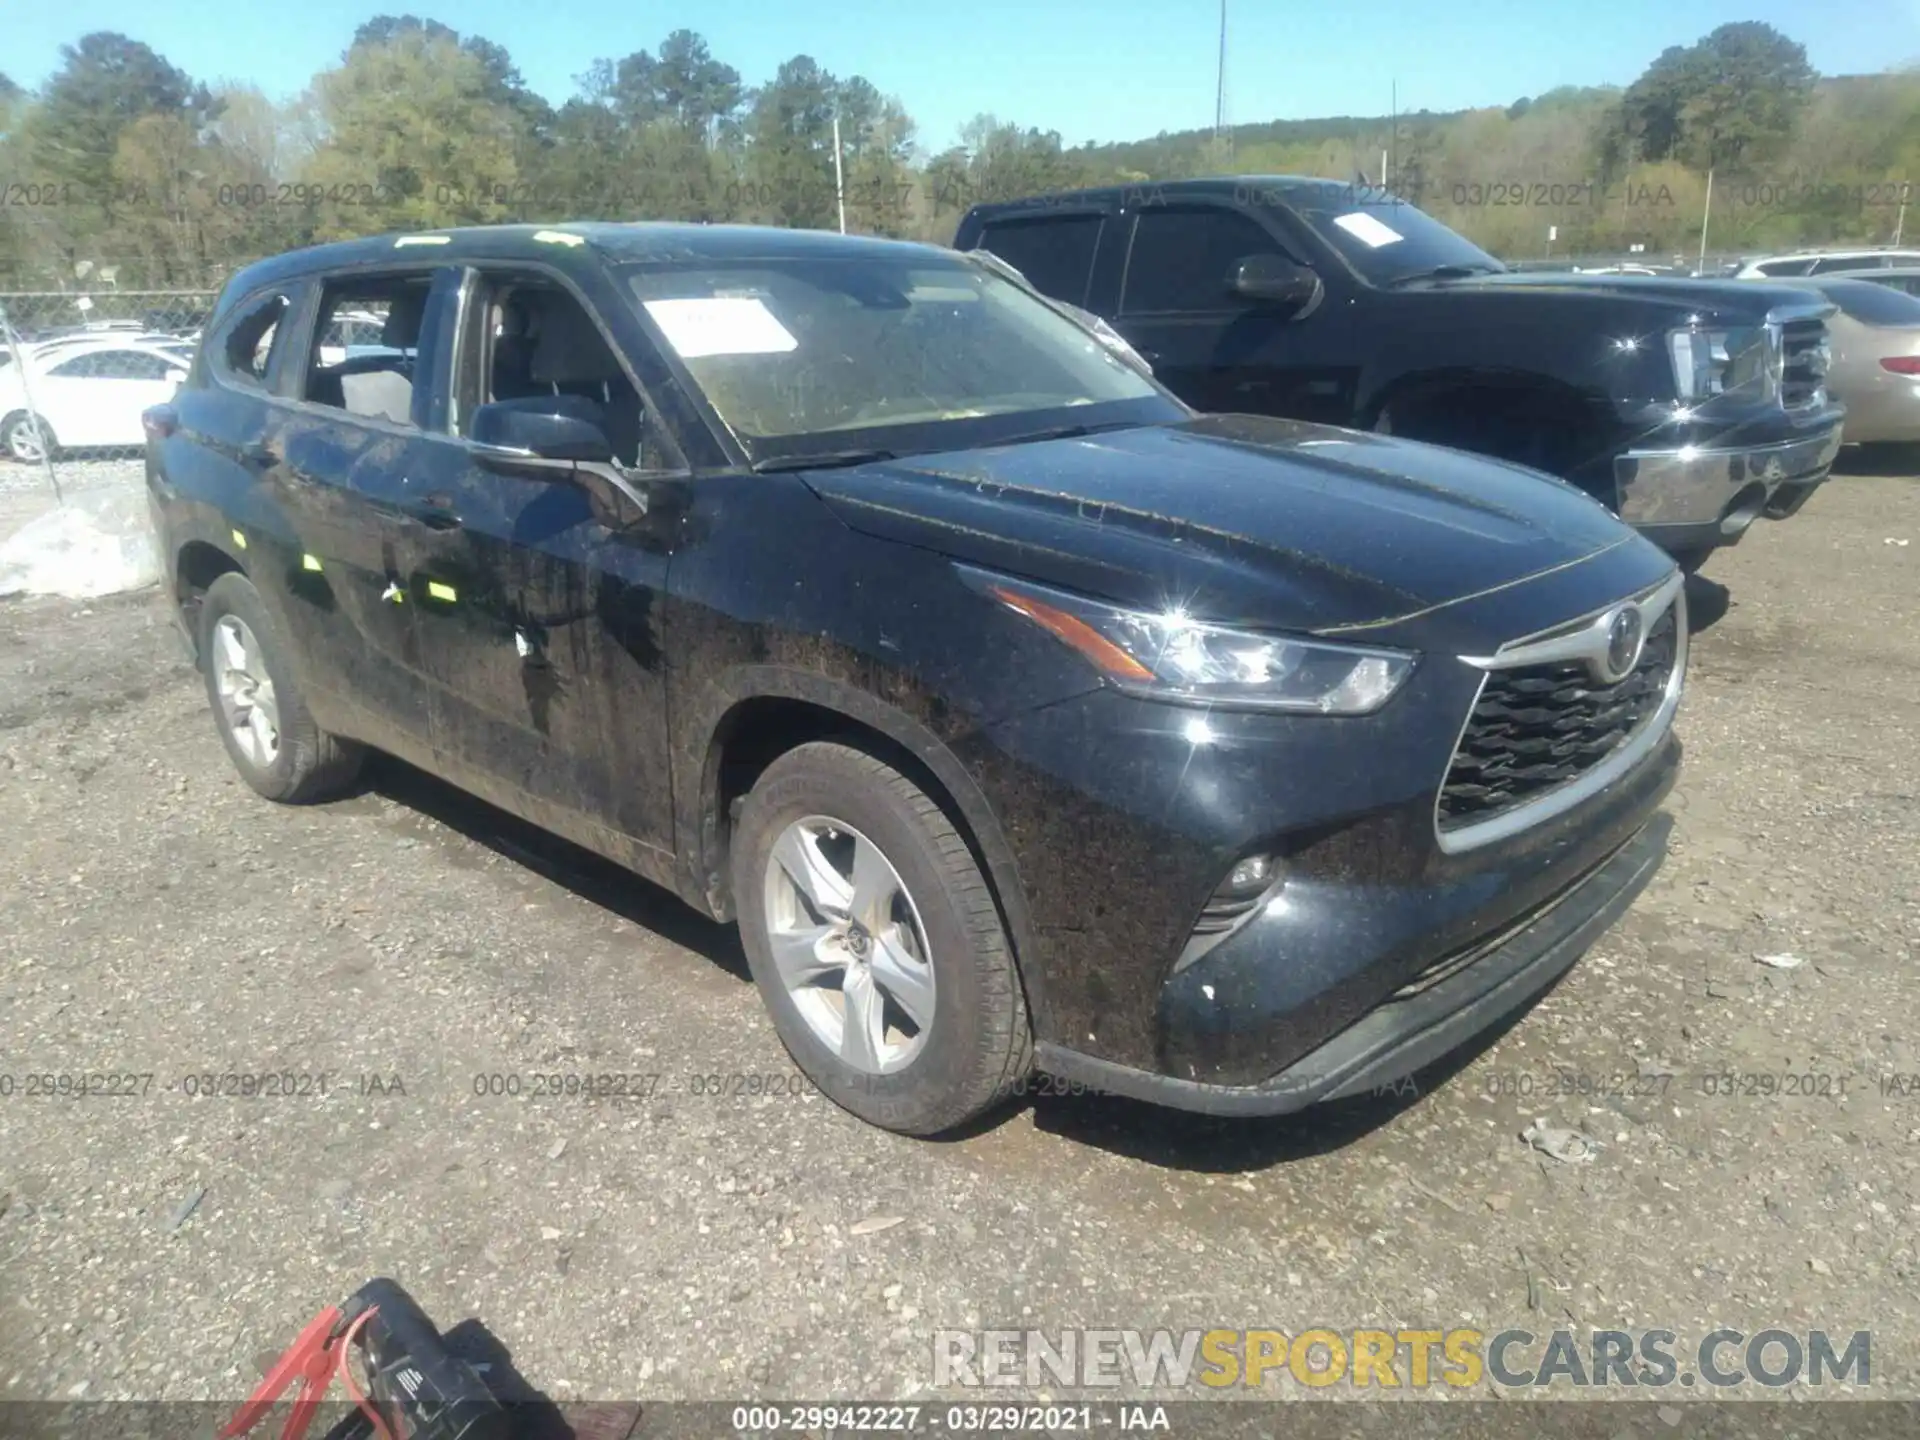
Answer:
xmin=1273 ymin=181 xmax=1505 ymax=285
xmin=624 ymin=253 xmax=1182 ymax=464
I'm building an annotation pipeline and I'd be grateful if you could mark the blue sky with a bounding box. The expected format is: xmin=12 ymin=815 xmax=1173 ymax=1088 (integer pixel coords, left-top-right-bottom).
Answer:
xmin=7 ymin=1 xmax=1906 ymax=152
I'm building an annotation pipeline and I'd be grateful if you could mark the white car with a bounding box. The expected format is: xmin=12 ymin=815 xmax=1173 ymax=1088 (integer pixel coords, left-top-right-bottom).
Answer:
xmin=0 ymin=337 xmax=194 ymax=462
xmin=1736 ymin=248 xmax=1920 ymax=279
xmin=316 ymin=309 xmax=397 ymax=367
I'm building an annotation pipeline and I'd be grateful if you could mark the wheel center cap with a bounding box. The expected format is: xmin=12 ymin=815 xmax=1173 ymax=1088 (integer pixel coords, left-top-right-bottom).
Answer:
xmin=845 ymin=926 xmax=871 ymax=959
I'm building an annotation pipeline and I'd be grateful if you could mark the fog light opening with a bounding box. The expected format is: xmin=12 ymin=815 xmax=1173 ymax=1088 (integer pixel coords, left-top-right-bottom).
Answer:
xmin=1223 ymin=853 xmax=1276 ymax=896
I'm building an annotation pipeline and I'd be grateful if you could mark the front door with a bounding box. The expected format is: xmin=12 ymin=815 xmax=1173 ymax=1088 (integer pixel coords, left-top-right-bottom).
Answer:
xmin=401 ymin=264 xmax=687 ymax=858
xmin=1110 ymin=204 xmax=1358 ymax=426
xmin=39 ymin=347 xmax=180 ymax=447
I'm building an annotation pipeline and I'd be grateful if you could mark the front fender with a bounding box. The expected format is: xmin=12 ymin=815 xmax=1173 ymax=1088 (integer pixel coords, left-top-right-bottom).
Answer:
xmin=672 ymin=661 xmax=1060 ymax=1040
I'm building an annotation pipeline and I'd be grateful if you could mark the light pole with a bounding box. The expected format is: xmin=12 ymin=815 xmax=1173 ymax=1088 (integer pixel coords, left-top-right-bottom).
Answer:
xmin=831 ymin=112 xmax=847 ymax=234
xmin=1214 ymin=0 xmax=1229 ymax=159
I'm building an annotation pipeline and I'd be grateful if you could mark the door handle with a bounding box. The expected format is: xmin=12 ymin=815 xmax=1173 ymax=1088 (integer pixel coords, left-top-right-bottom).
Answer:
xmin=239 ymin=441 xmax=275 ymax=468
xmin=406 ymin=492 xmax=462 ymax=530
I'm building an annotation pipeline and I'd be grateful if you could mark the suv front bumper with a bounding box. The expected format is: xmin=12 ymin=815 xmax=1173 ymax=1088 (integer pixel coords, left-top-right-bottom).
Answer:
xmin=1614 ymin=418 xmax=1844 ymax=553
xmin=1036 ymin=811 xmax=1672 ymax=1116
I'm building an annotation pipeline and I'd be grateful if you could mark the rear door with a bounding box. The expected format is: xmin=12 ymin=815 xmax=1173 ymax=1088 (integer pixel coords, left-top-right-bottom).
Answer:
xmin=91 ymin=348 xmax=183 ymax=444
xmin=272 ymin=268 xmax=461 ymax=751
xmin=966 ymin=211 xmax=1108 ymax=309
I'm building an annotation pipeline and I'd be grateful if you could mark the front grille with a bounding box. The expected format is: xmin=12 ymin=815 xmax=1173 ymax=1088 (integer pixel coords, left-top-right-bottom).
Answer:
xmin=1438 ymin=608 xmax=1677 ymax=832
xmin=1779 ymin=318 xmax=1829 ymax=409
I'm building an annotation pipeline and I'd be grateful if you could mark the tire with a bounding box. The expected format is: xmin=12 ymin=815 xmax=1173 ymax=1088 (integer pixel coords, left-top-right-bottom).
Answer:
xmin=2 ymin=411 xmax=57 ymax=464
xmin=197 ymin=571 xmax=364 ymax=803
xmin=1376 ymin=396 xmax=1602 ymax=488
xmin=731 ymin=741 xmax=1033 ymax=1136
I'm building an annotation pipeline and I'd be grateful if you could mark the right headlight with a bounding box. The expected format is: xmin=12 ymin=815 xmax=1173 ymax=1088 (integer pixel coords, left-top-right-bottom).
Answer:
xmin=1667 ymin=324 xmax=1776 ymax=402
xmin=964 ymin=569 xmax=1416 ymax=715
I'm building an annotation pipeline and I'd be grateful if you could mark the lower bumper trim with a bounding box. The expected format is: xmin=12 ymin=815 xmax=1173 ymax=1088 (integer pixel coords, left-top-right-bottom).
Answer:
xmin=1035 ymin=812 xmax=1672 ymax=1118
xmin=1615 ymin=423 xmax=1844 ymax=539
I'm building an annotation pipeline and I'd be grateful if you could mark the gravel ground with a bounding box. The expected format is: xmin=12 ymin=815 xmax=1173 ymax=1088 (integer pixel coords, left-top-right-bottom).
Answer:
xmin=0 ymin=461 xmax=1916 ymax=1424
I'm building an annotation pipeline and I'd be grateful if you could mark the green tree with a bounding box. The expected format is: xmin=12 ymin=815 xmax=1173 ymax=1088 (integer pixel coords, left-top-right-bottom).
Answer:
xmin=1617 ymin=23 xmax=1815 ymax=172
xmin=610 ymin=30 xmax=743 ymax=143
xmin=744 ymin=56 xmax=841 ymax=230
xmin=300 ymin=28 xmax=525 ymax=236
xmin=15 ymin=33 xmax=219 ymax=275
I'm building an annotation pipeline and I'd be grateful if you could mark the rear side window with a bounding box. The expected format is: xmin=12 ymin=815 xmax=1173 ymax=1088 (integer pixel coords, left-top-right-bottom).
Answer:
xmin=1821 ymin=279 xmax=1920 ymax=326
xmin=1122 ymin=207 xmax=1290 ymax=314
xmin=1756 ymin=259 xmax=1816 ymax=277
xmin=48 ymin=351 xmax=107 ymax=377
xmin=974 ymin=215 xmax=1104 ymax=307
xmin=214 ymin=293 xmax=292 ymax=389
xmin=1811 ymin=254 xmax=1885 ymax=275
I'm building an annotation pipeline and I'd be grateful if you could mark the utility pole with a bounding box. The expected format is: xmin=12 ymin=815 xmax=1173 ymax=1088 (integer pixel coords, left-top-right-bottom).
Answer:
xmin=831 ymin=112 xmax=847 ymax=234
xmin=1214 ymin=0 xmax=1230 ymax=160
xmin=1697 ymin=166 xmax=1714 ymax=276
xmin=1389 ymin=79 xmax=1397 ymax=193
xmin=1896 ymin=181 xmax=1910 ymax=246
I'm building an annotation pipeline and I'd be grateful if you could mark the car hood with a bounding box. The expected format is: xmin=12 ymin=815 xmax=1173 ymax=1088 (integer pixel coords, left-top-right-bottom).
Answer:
xmin=805 ymin=414 xmax=1669 ymax=642
xmin=1436 ymin=269 xmax=1830 ymax=322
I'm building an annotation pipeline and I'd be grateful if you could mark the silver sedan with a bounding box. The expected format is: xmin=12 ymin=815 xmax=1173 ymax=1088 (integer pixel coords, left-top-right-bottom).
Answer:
xmin=1779 ymin=276 xmax=1920 ymax=447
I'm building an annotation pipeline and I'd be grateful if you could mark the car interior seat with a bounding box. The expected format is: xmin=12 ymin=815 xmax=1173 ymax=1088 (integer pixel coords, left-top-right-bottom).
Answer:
xmin=490 ymin=299 xmax=544 ymax=402
xmin=523 ymin=296 xmax=644 ymax=466
xmin=334 ymin=289 xmax=426 ymax=425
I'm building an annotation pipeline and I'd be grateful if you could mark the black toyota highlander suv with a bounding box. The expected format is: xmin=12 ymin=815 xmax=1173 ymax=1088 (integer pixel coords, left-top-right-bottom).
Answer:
xmin=146 ymin=222 xmax=1683 ymax=1135
xmin=956 ymin=176 xmax=1847 ymax=572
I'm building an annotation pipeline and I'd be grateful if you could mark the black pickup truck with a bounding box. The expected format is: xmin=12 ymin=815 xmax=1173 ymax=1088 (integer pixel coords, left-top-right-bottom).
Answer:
xmin=955 ymin=177 xmax=1846 ymax=570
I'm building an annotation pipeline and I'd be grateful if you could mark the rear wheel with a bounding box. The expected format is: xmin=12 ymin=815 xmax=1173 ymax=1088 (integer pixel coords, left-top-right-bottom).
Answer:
xmin=197 ymin=571 xmax=363 ymax=803
xmin=731 ymin=741 xmax=1033 ymax=1136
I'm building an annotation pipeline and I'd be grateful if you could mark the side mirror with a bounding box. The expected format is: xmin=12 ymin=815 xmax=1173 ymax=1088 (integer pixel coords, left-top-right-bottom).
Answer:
xmin=470 ymin=400 xmax=615 ymax=464
xmin=1229 ymin=254 xmax=1323 ymax=313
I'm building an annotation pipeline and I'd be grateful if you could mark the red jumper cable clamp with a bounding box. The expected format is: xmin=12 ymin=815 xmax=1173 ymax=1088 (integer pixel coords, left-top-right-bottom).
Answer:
xmin=217 ymin=1279 xmax=509 ymax=1440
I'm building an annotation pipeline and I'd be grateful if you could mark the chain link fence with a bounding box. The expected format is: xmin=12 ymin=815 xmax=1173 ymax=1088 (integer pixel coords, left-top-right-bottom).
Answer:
xmin=0 ymin=287 xmax=214 ymax=504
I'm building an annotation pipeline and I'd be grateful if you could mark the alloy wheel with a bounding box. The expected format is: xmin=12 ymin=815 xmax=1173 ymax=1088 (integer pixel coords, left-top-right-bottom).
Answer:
xmin=212 ymin=613 xmax=282 ymax=767
xmin=761 ymin=816 xmax=937 ymax=1074
xmin=6 ymin=418 xmax=48 ymax=464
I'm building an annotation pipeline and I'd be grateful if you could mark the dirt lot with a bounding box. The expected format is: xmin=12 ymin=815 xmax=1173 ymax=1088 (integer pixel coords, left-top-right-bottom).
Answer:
xmin=0 ymin=463 xmax=1917 ymax=1423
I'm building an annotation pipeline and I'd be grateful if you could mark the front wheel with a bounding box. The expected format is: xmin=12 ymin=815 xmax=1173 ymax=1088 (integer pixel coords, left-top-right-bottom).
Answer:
xmin=731 ymin=742 xmax=1033 ymax=1135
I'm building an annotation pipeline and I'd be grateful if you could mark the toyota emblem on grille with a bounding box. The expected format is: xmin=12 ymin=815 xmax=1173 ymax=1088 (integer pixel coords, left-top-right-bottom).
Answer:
xmin=1597 ymin=605 xmax=1646 ymax=684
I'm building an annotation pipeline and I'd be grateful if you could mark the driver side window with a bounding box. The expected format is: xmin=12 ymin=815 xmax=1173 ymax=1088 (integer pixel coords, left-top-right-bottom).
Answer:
xmin=458 ymin=270 xmax=684 ymax=474
xmin=1122 ymin=208 xmax=1292 ymax=315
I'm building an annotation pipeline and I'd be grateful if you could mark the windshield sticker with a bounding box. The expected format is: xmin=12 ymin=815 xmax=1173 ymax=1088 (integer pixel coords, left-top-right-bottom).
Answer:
xmin=1332 ymin=212 xmax=1404 ymax=249
xmin=643 ymin=297 xmax=798 ymax=358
